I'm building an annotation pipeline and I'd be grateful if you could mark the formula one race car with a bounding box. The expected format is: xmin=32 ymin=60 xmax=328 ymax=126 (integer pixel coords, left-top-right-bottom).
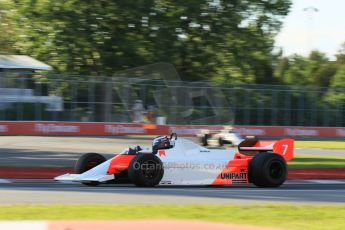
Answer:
xmin=197 ymin=127 xmax=254 ymax=147
xmin=55 ymin=134 xmax=294 ymax=188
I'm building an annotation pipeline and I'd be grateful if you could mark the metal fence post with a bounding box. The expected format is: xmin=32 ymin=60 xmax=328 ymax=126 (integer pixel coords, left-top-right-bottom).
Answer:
xmin=16 ymin=76 xmax=25 ymax=121
xmin=323 ymin=103 xmax=329 ymax=127
xmin=298 ymin=91 xmax=305 ymax=126
xmin=54 ymin=79 xmax=60 ymax=121
xmin=88 ymin=77 xmax=95 ymax=122
xmin=244 ymin=89 xmax=250 ymax=125
xmin=230 ymin=88 xmax=237 ymax=125
xmin=122 ymin=81 xmax=130 ymax=122
xmin=336 ymin=95 xmax=342 ymax=127
xmin=271 ymin=90 xmax=277 ymax=126
xmin=69 ymin=81 xmax=76 ymax=121
xmin=257 ymin=93 xmax=264 ymax=126
xmin=311 ymin=91 xmax=317 ymax=126
xmin=35 ymin=80 xmax=41 ymax=121
xmin=104 ymin=81 xmax=112 ymax=122
xmin=284 ymin=90 xmax=290 ymax=126
xmin=0 ymin=75 xmax=4 ymax=120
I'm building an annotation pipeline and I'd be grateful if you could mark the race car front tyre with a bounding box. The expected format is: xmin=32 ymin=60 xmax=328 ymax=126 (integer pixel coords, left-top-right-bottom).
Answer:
xmin=75 ymin=152 xmax=107 ymax=186
xmin=128 ymin=154 xmax=164 ymax=187
xmin=249 ymin=153 xmax=287 ymax=188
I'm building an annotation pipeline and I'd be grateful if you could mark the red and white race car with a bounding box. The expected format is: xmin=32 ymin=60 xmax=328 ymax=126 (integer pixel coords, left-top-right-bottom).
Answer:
xmin=55 ymin=134 xmax=294 ymax=187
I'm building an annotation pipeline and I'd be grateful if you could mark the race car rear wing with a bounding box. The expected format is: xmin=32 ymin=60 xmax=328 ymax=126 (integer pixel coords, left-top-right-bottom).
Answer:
xmin=238 ymin=139 xmax=294 ymax=161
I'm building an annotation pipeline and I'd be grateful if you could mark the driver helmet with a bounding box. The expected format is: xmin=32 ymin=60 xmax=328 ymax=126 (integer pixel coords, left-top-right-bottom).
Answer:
xmin=152 ymin=136 xmax=171 ymax=154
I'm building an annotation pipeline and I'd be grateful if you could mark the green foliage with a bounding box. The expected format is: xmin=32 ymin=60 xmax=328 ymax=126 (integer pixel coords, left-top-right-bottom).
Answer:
xmin=6 ymin=0 xmax=291 ymax=84
xmin=325 ymin=65 xmax=345 ymax=106
xmin=2 ymin=0 xmax=343 ymax=89
xmin=313 ymin=63 xmax=337 ymax=88
xmin=306 ymin=51 xmax=330 ymax=86
xmin=2 ymin=204 xmax=345 ymax=230
xmin=3 ymin=1 xmax=343 ymax=127
xmin=0 ymin=0 xmax=17 ymax=54
xmin=276 ymin=51 xmax=336 ymax=87
xmin=335 ymin=42 xmax=345 ymax=64
xmin=273 ymin=49 xmax=344 ymax=126
xmin=282 ymin=55 xmax=310 ymax=85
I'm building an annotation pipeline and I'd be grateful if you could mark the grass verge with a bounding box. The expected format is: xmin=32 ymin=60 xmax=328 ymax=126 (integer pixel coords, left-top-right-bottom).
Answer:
xmin=288 ymin=154 xmax=345 ymax=169
xmin=295 ymin=141 xmax=345 ymax=149
xmin=0 ymin=205 xmax=345 ymax=230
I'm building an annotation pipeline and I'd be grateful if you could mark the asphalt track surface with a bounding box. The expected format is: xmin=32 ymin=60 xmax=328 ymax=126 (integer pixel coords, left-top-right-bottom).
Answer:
xmin=0 ymin=180 xmax=345 ymax=204
xmin=0 ymin=136 xmax=344 ymax=205
xmin=0 ymin=136 xmax=151 ymax=167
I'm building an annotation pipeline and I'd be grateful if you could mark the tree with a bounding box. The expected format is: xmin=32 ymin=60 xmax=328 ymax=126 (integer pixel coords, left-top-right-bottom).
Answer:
xmin=335 ymin=42 xmax=345 ymax=64
xmin=325 ymin=65 xmax=345 ymax=106
xmin=0 ymin=0 xmax=18 ymax=54
xmin=313 ymin=63 xmax=337 ymax=88
xmin=306 ymin=51 xmax=331 ymax=87
xmin=278 ymin=51 xmax=337 ymax=88
xmin=12 ymin=0 xmax=291 ymax=83
xmin=274 ymin=56 xmax=289 ymax=83
xmin=282 ymin=55 xmax=309 ymax=86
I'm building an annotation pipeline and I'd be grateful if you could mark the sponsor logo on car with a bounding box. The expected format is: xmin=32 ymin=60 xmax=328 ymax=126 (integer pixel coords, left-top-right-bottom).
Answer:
xmin=220 ymin=172 xmax=247 ymax=180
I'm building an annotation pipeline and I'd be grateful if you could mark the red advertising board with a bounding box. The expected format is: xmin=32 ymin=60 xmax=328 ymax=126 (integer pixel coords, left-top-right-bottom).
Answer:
xmin=0 ymin=121 xmax=344 ymax=138
xmin=233 ymin=126 xmax=345 ymax=138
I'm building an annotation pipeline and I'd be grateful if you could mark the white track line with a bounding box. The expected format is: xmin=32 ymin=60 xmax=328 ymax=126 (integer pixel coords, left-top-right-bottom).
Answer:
xmin=307 ymin=180 xmax=345 ymax=184
xmin=0 ymin=221 xmax=47 ymax=230
xmin=286 ymin=180 xmax=345 ymax=184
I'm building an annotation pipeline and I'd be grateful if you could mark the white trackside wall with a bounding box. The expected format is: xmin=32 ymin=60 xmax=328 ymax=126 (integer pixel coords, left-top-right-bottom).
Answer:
xmin=158 ymin=139 xmax=235 ymax=185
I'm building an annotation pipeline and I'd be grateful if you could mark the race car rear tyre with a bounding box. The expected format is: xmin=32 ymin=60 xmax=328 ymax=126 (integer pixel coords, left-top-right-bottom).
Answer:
xmin=249 ymin=153 xmax=287 ymax=188
xmin=128 ymin=154 xmax=164 ymax=187
xmin=75 ymin=153 xmax=107 ymax=186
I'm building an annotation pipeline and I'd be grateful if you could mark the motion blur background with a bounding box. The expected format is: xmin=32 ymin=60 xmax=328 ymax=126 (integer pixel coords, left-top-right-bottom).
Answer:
xmin=0 ymin=0 xmax=344 ymax=128
xmin=1 ymin=2 xmax=345 ymax=229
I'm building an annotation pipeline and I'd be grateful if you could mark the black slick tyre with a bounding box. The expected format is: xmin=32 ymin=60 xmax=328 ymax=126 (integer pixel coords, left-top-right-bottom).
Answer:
xmin=75 ymin=152 xmax=106 ymax=186
xmin=128 ymin=154 xmax=164 ymax=187
xmin=249 ymin=153 xmax=287 ymax=188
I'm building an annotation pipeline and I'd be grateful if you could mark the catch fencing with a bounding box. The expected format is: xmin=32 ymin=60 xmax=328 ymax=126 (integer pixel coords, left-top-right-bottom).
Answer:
xmin=0 ymin=69 xmax=344 ymax=127
xmin=0 ymin=122 xmax=344 ymax=138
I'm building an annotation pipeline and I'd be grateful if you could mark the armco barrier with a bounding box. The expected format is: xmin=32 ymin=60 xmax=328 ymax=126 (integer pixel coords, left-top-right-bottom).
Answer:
xmin=0 ymin=121 xmax=344 ymax=138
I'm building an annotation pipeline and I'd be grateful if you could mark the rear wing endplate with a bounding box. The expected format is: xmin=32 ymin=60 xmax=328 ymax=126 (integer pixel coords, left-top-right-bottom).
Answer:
xmin=238 ymin=139 xmax=294 ymax=161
